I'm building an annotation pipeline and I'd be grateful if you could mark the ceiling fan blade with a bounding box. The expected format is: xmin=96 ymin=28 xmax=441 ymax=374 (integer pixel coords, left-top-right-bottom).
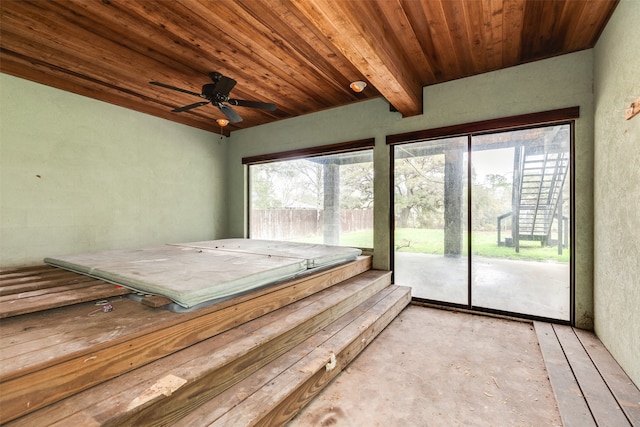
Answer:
xmin=171 ymin=101 xmax=211 ymax=112
xmin=150 ymin=81 xmax=203 ymax=98
xmin=228 ymin=99 xmax=277 ymax=111
xmin=218 ymin=103 xmax=243 ymax=123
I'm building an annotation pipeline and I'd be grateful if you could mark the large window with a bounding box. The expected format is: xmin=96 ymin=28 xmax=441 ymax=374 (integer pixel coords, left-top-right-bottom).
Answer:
xmin=244 ymin=140 xmax=374 ymax=248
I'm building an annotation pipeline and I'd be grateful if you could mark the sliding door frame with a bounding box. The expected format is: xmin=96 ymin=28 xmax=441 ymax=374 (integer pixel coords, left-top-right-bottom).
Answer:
xmin=388 ymin=108 xmax=579 ymax=325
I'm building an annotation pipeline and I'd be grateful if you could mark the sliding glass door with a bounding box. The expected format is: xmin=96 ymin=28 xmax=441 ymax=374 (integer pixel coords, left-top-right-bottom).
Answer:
xmin=471 ymin=126 xmax=570 ymax=319
xmin=393 ymin=137 xmax=468 ymax=305
xmin=393 ymin=124 xmax=571 ymax=321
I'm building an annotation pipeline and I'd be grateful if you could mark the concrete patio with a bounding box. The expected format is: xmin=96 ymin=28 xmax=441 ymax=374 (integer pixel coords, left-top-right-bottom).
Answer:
xmin=394 ymin=252 xmax=570 ymax=321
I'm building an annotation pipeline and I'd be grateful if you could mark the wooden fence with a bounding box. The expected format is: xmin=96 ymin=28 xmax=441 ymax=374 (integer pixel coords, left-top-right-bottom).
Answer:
xmin=250 ymin=209 xmax=373 ymax=240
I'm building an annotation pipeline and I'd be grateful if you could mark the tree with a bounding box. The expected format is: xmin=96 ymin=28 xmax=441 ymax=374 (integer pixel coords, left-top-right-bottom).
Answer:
xmin=472 ymin=172 xmax=512 ymax=231
xmin=340 ymin=162 xmax=374 ymax=209
xmin=394 ymin=156 xmax=446 ymax=228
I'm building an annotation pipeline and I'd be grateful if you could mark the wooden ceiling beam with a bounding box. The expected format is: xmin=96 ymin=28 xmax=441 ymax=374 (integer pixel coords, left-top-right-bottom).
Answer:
xmin=371 ymin=0 xmax=436 ymax=85
xmin=237 ymin=0 xmax=371 ymax=98
xmin=289 ymin=0 xmax=423 ymax=117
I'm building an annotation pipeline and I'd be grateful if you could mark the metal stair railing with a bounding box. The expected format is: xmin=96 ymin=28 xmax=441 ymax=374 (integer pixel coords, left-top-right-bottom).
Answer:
xmin=516 ymin=147 xmax=569 ymax=246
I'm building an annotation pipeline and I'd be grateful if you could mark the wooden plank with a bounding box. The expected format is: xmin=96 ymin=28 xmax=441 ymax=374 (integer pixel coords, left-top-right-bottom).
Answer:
xmin=239 ymin=0 xmax=374 ymax=96
xmin=553 ymin=325 xmax=631 ymax=426
xmin=0 ymin=267 xmax=72 ymax=285
xmin=9 ymin=271 xmax=391 ymax=426
xmin=0 ymin=282 xmax=131 ymax=319
xmin=482 ymin=0 xmax=506 ymax=72
xmin=0 ymin=273 xmax=97 ymax=296
xmin=0 ymin=257 xmax=371 ymax=423
xmin=533 ymin=321 xmax=596 ymax=427
xmin=139 ymin=294 xmax=173 ymax=308
xmin=0 ymin=279 xmax=114 ymax=301
xmin=0 ymin=268 xmax=81 ymax=285
xmin=574 ymin=328 xmax=640 ymax=426
xmin=0 ymin=265 xmax=52 ymax=276
xmin=213 ymin=285 xmax=412 ymax=427
xmin=462 ymin=0 xmax=489 ymax=73
xmin=418 ymin=0 xmax=465 ymax=79
xmin=174 ymin=285 xmax=401 ymax=426
xmin=501 ymin=0 xmax=524 ymax=66
xmin=440 ymin=0 xmax=475 ymax=77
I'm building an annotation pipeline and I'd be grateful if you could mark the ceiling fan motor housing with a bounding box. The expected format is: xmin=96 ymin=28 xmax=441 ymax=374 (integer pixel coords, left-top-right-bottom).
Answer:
xmin=202 ymin=83 xmax=228 ymax=102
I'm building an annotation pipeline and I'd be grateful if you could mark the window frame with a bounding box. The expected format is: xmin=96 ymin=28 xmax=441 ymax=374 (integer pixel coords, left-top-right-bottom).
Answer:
xmin=243 ymin=138 xmax=375 ymax=247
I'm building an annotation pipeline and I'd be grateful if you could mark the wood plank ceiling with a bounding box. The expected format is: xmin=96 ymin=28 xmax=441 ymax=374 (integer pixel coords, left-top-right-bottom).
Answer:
xmin=0 ymin=0 xmax=618 ymax=135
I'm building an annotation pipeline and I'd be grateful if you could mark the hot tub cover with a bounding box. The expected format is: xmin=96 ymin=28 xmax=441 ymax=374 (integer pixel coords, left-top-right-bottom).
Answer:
xmin=44 ymin=239 xmax=361 ymax=309
xmin=172 ymin=239 xmax=362 ymax=269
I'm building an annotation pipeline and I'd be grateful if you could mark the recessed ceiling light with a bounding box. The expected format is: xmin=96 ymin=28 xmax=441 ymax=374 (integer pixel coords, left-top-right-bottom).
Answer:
xmin=350 ymin=81 xmax=367 ymax=93
xmin=216 ymin=118 xmax=230 ymax=127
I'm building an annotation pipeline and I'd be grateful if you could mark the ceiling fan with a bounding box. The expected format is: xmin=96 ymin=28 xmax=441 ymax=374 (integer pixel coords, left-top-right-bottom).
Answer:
xmin=150 ymin=72 xmax=276 ymax=123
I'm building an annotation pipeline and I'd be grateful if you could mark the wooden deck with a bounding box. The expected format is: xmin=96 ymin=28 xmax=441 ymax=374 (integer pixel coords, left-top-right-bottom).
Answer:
xmin=535 ymin=322 xmax=640 ymax=427
xmin=5 ymin=260 xmax=638 ymax=426
xmin=0 ymin=264 xmax=131 ymax=318
xmin=1 ymin=256 xmax=412 ymax=425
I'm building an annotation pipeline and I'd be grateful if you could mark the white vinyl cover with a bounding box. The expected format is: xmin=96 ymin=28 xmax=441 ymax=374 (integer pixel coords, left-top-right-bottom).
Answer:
xmin=44 ymin=239 xmax=361 ymax=308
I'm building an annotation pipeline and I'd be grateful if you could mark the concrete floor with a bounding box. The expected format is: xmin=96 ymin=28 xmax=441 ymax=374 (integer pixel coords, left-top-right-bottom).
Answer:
xmin=394 ymin=252 xmax=570 ymax=321
xmin=289 ymin=304 xmax=562 ymax=427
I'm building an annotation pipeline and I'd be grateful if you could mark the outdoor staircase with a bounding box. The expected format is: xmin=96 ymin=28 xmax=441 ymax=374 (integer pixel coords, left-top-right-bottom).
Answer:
xmin=1 ymin=257 xmax=411 ymax=426
xmin=515 ymin=145 xmax=569 ymax=245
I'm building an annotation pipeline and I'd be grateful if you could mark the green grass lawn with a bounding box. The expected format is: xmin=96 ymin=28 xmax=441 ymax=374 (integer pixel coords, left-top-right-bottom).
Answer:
xmin=294 ymin=231 xmax=373 ymax=249
xmin=394 ymin=228 xmax=569 ymax=263
xmin=295 ymin=228 xmax=569 ymax=263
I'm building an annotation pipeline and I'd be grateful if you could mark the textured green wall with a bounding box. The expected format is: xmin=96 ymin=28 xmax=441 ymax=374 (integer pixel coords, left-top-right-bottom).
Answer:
xmin=0 ymin=74 xmax=227 ymax=267
xmin=227 ymin=50 xmax=595 ymax=327
xmin=593 ymin=0 xmax=640 ymax=387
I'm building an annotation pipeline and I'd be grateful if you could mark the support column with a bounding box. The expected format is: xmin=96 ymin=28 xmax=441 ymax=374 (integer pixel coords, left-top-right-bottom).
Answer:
xmin=444 ymin=148 xmax=463 ymax=256
xmin=323 ymin=163 xmax=340 ymax=245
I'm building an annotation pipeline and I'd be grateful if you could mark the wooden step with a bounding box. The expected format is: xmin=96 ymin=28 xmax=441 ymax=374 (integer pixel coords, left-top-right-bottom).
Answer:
xmin=0 ymin=256 xmax=371 ymax=423
xmin=534 ymin=322 xmax=638 ymax=427
xmin=6 ymin=269 xmax=390 ymax=426
xmin=178 ymin=284 xmax=412 ymax=427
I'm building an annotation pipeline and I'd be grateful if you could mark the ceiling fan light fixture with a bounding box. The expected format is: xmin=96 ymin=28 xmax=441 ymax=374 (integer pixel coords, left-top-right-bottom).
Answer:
xmin=216 ymin=118 xmax=230 ymax=127
xmin=350 ymin=80 xmax=367 ymax=93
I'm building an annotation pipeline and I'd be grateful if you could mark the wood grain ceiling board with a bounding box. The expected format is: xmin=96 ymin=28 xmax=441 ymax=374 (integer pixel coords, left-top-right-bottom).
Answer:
xmin=0 ymin=0 xmax=618 ymax=135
